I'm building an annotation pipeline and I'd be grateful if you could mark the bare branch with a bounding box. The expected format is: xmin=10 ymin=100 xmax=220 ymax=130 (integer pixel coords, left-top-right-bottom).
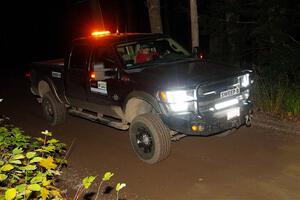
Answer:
xmin=236 ymin=21 xmax=257 ymax=24
xmin=287 ymin=34 xmax=300 ymax=46
xmin=58 ymin=138 xmax=76 ymax=170
xmin=217 ymin=18 xmax=257 ymax=24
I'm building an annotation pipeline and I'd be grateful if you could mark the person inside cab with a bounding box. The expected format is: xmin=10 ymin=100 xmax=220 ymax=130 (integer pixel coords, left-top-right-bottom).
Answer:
xmin=135 ymin=44 xmax=155 ymax=64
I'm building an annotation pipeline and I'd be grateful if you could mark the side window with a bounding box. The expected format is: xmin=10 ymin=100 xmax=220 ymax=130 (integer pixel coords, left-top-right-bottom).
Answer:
xmin=93 ymin=47 xmax=115 ymax=69
xmin=70 ymin=45 xmax=90 ymax=69
xmin=116 ymin=44 xmax=137 ymax=66
xmin=91 ymin=47 xmax=117 ymax=80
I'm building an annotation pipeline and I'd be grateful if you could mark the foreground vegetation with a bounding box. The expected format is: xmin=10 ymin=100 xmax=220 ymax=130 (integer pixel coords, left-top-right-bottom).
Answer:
xmin=0 ymin=110 xmax=126 ymax=200
xmin=253 ymin=68 xmax=300 ymax=120
xmin=0 ymin=125 xmax=66 ymax=199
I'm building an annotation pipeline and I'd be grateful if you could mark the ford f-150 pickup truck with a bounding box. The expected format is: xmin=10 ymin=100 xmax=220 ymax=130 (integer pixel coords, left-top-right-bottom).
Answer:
xmin=29 ymin=31 xmax=253 ymax=164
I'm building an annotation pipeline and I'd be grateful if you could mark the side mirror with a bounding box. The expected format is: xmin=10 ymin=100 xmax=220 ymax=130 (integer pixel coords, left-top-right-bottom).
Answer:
xmin=192 ymin=47 xmax=205 ymax=60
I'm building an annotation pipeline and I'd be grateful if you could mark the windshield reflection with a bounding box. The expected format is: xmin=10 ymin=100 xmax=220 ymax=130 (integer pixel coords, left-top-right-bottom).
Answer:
xmin=116 ymin=38 xmax=192 ymax=68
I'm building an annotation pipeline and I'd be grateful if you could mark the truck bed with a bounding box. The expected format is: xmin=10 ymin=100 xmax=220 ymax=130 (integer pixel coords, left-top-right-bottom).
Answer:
xmin=30 ymin=58 xmax=66 ymax=101
xmin=33 ymin=58 xmax=64 ymax=67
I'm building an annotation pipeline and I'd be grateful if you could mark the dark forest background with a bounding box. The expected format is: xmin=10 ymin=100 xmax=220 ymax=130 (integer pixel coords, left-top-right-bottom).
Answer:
xmin=1 ymin=0 xmax=300 ymax=67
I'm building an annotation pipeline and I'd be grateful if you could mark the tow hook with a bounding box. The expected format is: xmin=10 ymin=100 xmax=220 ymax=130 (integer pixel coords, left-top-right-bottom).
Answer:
xmin=245 ymin=114 xmax=252 ymax=127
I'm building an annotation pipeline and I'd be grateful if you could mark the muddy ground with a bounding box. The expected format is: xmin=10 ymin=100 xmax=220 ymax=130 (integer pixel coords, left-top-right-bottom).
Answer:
xmin=1 ymin=76 xmax=300 ymax=200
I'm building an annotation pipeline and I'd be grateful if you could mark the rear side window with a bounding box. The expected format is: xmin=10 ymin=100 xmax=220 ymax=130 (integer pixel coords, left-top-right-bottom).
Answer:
xmin=92 ymin=47 xmax=115 ymax=68
xmin=70 ymin=45 xmax=90 ymax=69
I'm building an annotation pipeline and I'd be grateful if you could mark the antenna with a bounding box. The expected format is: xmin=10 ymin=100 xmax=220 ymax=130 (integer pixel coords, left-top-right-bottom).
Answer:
xmin=115 ymin=13 xmax=119 ymax=34
xmin=97 ymin=0 xmax=105 ymax=30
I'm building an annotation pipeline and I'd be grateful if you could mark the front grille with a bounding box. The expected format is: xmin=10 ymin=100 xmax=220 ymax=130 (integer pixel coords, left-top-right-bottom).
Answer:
xmin=197 ymin=76 xmax=240 ymax=113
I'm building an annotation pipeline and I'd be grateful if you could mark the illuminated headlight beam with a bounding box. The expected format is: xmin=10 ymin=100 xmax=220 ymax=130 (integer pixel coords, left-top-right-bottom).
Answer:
xmin=159 ymin=89 xmax=197 ymax=113
xmin=160 ymin=90 xmax=196 ymax=103
xmin=239 ymin=73 xmax=250 ymax=88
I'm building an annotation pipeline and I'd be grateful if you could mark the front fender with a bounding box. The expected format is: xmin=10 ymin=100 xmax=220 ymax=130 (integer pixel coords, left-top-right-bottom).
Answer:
xmin=123 ymin=91 xmax=161 ymax=113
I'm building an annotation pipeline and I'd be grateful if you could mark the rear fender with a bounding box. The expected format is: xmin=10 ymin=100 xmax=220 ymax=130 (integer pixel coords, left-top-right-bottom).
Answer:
xmin=37 ymin=77 xmax=64 ymax=104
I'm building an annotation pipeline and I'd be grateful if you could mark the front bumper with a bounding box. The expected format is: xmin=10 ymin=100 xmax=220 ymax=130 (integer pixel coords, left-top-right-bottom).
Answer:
xmin=161 ymin=103 xmax=252 ymax=136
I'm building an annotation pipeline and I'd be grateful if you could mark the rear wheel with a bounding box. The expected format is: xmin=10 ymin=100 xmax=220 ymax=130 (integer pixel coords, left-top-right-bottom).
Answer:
xmin=42 ymin=92 xmax=66 ymax=126
xmin=129 ymin=113 xmax=171 ymax=164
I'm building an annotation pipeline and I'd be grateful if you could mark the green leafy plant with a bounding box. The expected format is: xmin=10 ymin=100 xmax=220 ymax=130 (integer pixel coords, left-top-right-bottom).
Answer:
xmin=73 ymin=172 xmax=126 ymax=200
xmin=0 ymin=127 xmax=67 ymax=200
xmin=73 ymin=176 xmax=96 ymax=200
xmin=94 ymin=172 xmax=114 ymax=200
xmin=115 ymin=182 xmax=126 ymax=200
xmin=284 ymin=89 xmax=300 ymax=116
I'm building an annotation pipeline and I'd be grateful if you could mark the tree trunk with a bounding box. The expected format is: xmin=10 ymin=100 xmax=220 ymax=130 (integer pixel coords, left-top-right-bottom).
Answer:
xmin=162 ymin=0 xmax=170 ymax=35
xmin=126 ymin=0 xmax=135 ymax=32
xmin=147 ymin=0 xmax=163 ymax=33
xmin=190 ymin=0 xmax=199 ymax=48
xmin=224 ymin=0 xmax=238 ymax=63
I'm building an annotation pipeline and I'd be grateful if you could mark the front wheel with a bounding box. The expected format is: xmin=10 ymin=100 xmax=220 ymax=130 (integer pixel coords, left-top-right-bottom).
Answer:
xmin=129 ymin=113 xmax=171 ymax=164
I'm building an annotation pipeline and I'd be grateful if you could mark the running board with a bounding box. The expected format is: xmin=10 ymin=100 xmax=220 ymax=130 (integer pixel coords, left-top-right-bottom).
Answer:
xmin=68 ymin=109 xmax=129 ymax=130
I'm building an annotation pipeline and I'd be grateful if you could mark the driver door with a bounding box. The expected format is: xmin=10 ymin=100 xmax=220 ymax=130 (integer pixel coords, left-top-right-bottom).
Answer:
xmin=65 ymin=45 xmax=90 ymax=102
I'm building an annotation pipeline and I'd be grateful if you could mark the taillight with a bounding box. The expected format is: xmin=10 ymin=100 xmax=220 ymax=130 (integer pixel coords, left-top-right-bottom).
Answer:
xmin=90 ymin=71 xmax=96 ymax=79
xmin=198 ymin=52 xmax=204 ymax=60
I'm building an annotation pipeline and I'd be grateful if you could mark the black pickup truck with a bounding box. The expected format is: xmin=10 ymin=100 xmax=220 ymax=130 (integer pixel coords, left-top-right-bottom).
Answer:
xmin=29 ymin=32 xmax=253 ymax=164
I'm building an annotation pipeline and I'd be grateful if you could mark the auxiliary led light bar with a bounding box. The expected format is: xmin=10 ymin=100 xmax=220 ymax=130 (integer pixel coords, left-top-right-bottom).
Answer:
xmin=215 ymin=99 xmax=239 ymax=110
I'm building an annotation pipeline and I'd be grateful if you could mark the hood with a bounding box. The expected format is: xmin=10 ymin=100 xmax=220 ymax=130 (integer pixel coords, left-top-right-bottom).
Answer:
xmin=126 ymin=59 xmax=243 ymax=90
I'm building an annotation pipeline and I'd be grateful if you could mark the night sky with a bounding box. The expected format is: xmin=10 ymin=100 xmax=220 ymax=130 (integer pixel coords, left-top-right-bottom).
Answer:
xmin=1 ymin=1 xmax=69 ymax=68
xmin=3 ymin=0 xmax=297 ymax=74
xmin=0 ymin=1 xmax=150 ymax=70
xmin=0 ymin=0 xmax=192 ymax=73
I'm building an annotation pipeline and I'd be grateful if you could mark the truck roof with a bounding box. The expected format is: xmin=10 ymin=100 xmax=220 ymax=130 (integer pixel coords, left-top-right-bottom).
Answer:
xmin=73 ymin=33 xmax=165 ymax=46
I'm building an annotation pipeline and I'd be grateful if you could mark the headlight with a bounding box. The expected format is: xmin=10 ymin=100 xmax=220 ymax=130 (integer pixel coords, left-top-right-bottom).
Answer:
xmin=239 ymin=73 xmax=250 ymax=88
xmin=159 ymin=89 xmax=196 ymax=113
xmin=160 ymin=90 xmax=196 ymax=103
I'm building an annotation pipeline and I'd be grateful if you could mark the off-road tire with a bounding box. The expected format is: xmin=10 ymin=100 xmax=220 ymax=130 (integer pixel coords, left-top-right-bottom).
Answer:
xmin=42 ymin=92 xmax=66 ymax=126
xmin=129 ymin=113 xmax=171 ymax=164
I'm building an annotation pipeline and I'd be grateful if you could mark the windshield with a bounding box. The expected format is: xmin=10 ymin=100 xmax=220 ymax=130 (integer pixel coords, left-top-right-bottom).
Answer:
xmin=116 ymin=37 xmax=192 ymax=69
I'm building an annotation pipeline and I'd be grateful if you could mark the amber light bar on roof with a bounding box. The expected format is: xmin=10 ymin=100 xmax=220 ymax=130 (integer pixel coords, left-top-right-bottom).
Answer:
xmin=91 ymin=31 xmax=111 ymax=36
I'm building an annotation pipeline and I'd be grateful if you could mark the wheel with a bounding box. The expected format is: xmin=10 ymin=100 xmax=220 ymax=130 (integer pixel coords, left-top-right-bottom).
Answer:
xmin=129 ymin=113 xmax=171 ymax=164
xmin=42 ymin=92 xmax=66 ymax=126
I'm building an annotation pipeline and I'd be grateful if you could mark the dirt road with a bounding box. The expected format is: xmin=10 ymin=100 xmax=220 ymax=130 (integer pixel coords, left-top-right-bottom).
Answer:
xmin=1 ymin=77 xmax=300 ymax=200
